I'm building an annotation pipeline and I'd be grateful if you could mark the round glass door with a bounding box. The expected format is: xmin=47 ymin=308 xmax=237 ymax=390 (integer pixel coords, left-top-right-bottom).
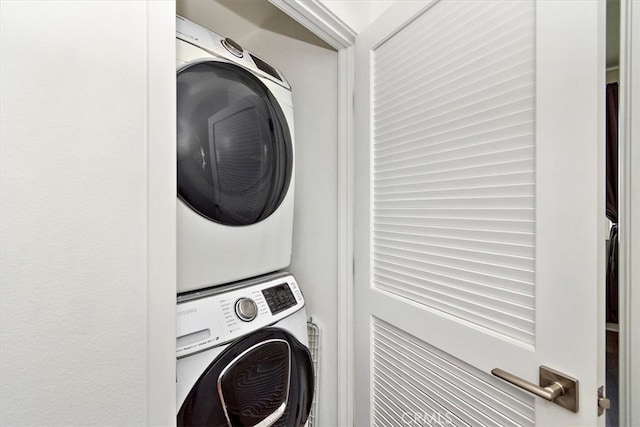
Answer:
xmin=177 ymin=328 xmax=314 ymax=427
xmin=177 ymin=61 xmax=293 ymax=226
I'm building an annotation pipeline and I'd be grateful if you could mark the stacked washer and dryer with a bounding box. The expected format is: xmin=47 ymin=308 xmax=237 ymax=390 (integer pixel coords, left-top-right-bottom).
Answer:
xmin=175 ymin=15 xmax=313 ymax=426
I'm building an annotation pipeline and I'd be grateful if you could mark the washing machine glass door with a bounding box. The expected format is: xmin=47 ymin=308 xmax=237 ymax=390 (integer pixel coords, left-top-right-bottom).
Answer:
xmin=177 ymin=61 xmax=293 ymax=226
xmin=178 ymin=328 xmax=313 ymax=427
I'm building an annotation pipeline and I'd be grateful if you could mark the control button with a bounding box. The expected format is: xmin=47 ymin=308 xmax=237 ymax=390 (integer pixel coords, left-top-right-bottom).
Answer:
xmin=222 ymin=38 xmax=243 ymax=57
xmin=235 ymin=297 xmax=258 ymax=322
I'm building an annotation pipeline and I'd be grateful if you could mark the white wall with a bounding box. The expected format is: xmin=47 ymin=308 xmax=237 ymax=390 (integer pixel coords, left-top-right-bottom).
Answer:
xmin=0 ymin=1 xmax=175 ymax=425
xmin=176 ymin=2 xmax=340 ymax=425
xmin=318 ymin=0 xmax=395 ymax=33
xmin=244 ymin=14 xmax=340 ymax=427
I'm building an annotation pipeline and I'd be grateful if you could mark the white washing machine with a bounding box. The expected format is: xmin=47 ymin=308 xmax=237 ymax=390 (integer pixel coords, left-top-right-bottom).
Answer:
xmin=176 ymin=273 xmax=313 ymax=426
xmin=177 ymin=16 xmax=295 ymax=293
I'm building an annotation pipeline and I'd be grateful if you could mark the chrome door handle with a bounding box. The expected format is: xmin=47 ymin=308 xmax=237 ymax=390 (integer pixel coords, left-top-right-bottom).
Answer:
xmin=491 ymin=366 xmax=579 ymax=413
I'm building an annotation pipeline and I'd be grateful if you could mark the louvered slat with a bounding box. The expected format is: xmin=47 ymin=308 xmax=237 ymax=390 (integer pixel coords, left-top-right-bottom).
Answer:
xmin=373 ymin=318 xmax=535 ymax=427
xmin=374 ymin=160 xmax=534 ymax=189
xmin=372 ymin=0 xmax=536 ymax=344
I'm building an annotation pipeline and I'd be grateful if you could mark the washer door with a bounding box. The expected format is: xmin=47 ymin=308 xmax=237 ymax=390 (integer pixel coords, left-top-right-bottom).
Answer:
xmin=178 ymin=328 xmax=313 ymax=427
xmin=177 ymin=61 xmax=293 ymax=226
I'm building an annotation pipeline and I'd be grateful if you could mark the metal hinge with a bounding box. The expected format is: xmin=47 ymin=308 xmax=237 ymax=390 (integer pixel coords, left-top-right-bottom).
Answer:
xmin=598 ymin=386 xmax=611 ymax=416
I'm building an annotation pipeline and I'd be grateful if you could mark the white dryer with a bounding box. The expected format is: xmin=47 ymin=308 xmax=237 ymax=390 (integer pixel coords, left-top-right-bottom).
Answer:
xmin=176 ymin=273 xmax=313 ymax=426
xmin=176 ymin=16 xmax=295 ymax=293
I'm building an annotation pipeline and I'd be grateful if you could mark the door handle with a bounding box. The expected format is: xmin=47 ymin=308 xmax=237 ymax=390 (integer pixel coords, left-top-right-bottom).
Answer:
xmin=491 ymin=366 xmax=579 ymax=413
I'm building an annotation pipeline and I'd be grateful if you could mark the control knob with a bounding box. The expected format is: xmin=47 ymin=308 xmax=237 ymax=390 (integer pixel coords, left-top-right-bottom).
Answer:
xmin=235 ymin=297 xmax=257 ymax=322
xmin=222 ymin=38 xmax=243 ymax=57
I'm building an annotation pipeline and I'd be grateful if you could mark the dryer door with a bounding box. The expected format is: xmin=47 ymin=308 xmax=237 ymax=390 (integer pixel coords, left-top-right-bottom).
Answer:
xmin=178 ymin=328 xmax=313 ymax=427
xmin=177 ymin=61 xmax=293 ymax=226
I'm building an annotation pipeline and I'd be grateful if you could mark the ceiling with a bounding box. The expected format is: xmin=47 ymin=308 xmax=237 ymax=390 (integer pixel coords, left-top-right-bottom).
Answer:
xmin=178 ymin=0 xmax=621 ymax=68
xmin=176 ymin=0 xmax=331 ymax=50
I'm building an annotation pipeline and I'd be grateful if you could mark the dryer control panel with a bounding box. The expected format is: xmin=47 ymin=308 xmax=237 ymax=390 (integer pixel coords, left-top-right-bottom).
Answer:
xmin=176 ymin=15 xmax=291 ymax=90
xmin=176 ymin=274 xmax=304 ymax=358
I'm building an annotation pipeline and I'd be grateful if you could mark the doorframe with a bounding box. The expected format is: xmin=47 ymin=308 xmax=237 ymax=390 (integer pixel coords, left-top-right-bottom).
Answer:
xmin=269 ymin=2 xmax=357 ymax=425
xmin=267 ymin=0 xmax=639 ymax=426
xmin=618 ymin=0 xmax=639 ymax=424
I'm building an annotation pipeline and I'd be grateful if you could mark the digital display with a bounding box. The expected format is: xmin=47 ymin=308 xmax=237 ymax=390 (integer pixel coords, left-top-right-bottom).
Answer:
xmin=262 ymin=283 xmax=296 ymax=314
xmin=250 ymin=54 xmax=282 ymax=82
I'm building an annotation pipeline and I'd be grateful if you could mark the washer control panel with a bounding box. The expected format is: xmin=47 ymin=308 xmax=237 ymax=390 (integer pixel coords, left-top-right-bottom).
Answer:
xmin=262 ymin=283 xmax=297 ymax=314
xmin=176 ymin=274 xmax=304 ymax=358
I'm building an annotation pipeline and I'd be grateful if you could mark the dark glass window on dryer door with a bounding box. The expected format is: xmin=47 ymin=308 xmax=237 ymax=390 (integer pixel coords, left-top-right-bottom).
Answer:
xmin=177 ymin=61 xmax=293 ymax=226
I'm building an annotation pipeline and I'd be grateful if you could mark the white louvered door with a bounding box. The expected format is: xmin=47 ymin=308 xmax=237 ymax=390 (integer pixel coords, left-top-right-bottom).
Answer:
xmin=353 ymin=1 xmax=605 ymax=425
